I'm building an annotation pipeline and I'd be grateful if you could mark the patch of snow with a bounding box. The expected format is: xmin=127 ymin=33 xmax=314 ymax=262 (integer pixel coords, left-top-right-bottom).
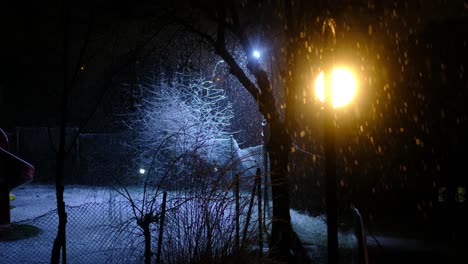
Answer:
xmin=290 ymin=209 xmax=357 ymax=249
xmin=9 ymin=184 xmax=139 ymax=222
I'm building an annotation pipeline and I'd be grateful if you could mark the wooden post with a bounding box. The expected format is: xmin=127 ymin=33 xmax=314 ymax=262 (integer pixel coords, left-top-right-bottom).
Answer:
xmin=263 ymin=149 xmax=269 ymax=230
xmin=242 ymin=168 xmax=259 ymax=247
xmin=255 ymin=168 xmax=263 ymax=256
xmin=262 ymin=120 xmax=270 ymax=230
xmin=156 ymin=191 xmax=167 ymax=264
xmin=353 ymin=207 xmax=369 ymax=264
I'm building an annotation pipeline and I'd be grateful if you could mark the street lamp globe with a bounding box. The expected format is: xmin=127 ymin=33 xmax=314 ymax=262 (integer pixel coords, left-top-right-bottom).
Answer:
xmin=315 ymin=67 xmax=357 ymax=108
xmin=252 ymin=50 xmax=261 ymax=59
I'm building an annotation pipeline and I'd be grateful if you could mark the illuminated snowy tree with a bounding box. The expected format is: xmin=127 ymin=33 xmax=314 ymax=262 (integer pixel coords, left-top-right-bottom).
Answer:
xmin=128 ymin=72 xmax=234 ymax=172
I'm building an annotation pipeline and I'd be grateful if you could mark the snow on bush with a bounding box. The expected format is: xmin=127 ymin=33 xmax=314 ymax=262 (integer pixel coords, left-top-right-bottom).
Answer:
xmin=204 ymin=136 xmax=263 ymax=177
xmin=127 ymin=72 xmax=234 ymax=169
xmin=237 ymin=144 xmax=263 ymax=176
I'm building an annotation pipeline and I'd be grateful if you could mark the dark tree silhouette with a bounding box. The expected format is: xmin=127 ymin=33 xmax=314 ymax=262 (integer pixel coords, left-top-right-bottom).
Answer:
xmin=171 ymin=2 xmax=304 ymax=260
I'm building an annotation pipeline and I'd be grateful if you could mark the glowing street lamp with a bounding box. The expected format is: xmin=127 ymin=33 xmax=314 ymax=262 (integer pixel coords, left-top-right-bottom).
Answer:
xmin=315 ymin=18 xmax=358 ymax=264
xmin=252 ymin=50 xmax=261 ymax=59
xmin=314 ymin=68 xmax=357 ymax=108
xmin=139 ymin=168 xmax=146 ymax=175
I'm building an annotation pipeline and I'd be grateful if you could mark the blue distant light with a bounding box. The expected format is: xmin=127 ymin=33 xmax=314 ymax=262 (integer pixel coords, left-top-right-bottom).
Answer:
xmin=252 ymin=50 xmax=261 ymax=59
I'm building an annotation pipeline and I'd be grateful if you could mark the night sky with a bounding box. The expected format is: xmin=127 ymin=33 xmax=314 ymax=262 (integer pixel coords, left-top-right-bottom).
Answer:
xmin=1 ymin=1 xmax=467 ymax=180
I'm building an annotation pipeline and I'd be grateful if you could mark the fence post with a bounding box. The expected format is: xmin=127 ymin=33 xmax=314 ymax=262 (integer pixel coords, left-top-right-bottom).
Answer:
xmin=242 ymin=168 xmax=260 ymax=248
xmin=255 ymin=168 xmax=263 ymax=257
xmin=262 ymin=119 xmax=271 ymax=231
xmin=235 ymin=173 xmax=240 ymax=252
xmin=156 ymin=191 xmax=167 ymax=264
xmin=353 ymin=207 xmax=369 ymax=264
xmin=263 ymin=150 xmax=267 ymax=230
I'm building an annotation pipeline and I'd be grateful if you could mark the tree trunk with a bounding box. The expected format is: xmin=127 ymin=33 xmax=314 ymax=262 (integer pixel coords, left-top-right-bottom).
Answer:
xmin=143 ymin=223 xmax=151 ymax=264
xmin=267 ymin=120 xmax=291 ymax=262
xmin=51 ymin=0 xmax=69 ymax=262
xmin=51 ymin=151 xmax=67 ymax=264
xmin=51 ymin=60 xmax=69 ymax=263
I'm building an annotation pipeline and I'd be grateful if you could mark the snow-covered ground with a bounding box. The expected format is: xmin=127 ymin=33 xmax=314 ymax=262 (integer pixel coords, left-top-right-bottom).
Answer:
xmin=2 ymin=184 xmax=357 ymax=263
xmin=10 ymin=184 xmax=130 ymax=222
xmin=3 ymin=184 xmax=145 ymax=264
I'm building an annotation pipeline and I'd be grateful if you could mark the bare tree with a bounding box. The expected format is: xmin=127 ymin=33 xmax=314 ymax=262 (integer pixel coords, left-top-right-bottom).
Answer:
xmin=170 ymin=2 xmax=299 ymax=260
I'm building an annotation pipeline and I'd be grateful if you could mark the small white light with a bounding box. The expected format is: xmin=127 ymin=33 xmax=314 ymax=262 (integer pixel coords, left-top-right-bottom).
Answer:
xmin=253 ymin=50 xmax=261 ymax=59
xmin=139 ymin=168 xmax=146 ymax=174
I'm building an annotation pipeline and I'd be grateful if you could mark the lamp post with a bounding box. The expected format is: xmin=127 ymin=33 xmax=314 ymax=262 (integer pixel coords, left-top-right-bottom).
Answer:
xmin=315 ymin=18 xmax=357 ymax=264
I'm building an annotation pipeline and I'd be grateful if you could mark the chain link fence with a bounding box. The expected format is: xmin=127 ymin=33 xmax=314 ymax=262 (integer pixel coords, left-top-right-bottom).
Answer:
xmin=1 ymin=201 xmax=146 ymax=264
xmin=1 ymin=185 xmax=273 ymax=264
xmin=1 ymin=129 xmax=273 ymax=263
